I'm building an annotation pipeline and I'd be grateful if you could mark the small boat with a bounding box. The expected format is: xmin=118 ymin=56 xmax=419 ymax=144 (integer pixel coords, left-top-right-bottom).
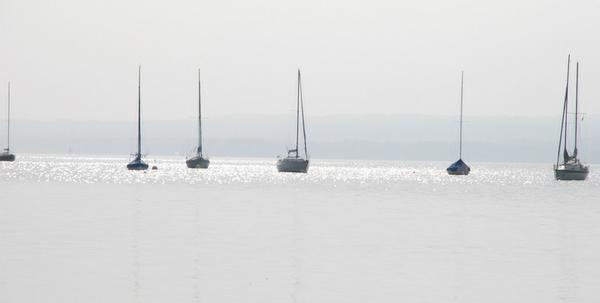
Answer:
xmin=277 ymin=69 xmax=309 ymax=173
xmin=554 ymin=55 xmax=589 ymax=181
xmin=186 ymin=69 xmax=209 ymax=169
xmin=447 ymin=72 xmax=470 ymax=175
xmin=127 ymin=66 xmax=149 ymax=170
xmin=0 ymin=82 xmax=15 ymax=162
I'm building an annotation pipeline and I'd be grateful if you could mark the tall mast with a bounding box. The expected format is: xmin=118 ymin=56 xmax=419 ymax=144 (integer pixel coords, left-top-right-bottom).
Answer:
xmin=459 ymin=71 xmax=464 ymax=159
xmin=574 ymin=62 xmax=579 ymax=157
xmin=7 ymin=82 xmax=10 ymax=152
xmin=563 ymin=58 xmax=570 ymax=161
xmin=137 ymin=66 xmax=142 ymax=157
xmin=299 ymin=70 xmax=308 ymax=158
xmin=556 ymin=55 xmax=570 ymax=166
xmin=198 ymin=69 xmax=203 ymax=155
xmin=295 ymin=69 xmax=300 ymax=158
xmin=563 ymin=54 xmax=571 ymax=162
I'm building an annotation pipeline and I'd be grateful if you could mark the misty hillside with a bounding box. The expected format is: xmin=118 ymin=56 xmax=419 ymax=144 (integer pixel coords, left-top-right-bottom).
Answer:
xmin=2 ymin=114 xmax=598 ymax=163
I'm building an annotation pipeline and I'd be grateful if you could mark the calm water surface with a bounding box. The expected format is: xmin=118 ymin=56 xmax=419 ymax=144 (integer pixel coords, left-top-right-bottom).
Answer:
xmin=1 ymin=154 xmax=599 ymax=303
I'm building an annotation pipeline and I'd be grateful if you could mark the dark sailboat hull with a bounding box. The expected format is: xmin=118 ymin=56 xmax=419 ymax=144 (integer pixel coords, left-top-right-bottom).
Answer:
xmin=447 ymin=169 xmax=469 ymax=176
xmin=0 ymin=153 xmax=15 ymax=162
xmin=277 ymin=158 xmax=309 ymax=173
xmin=127 ymin=159 xmax=148 ymax=170
xmin=447 ymin=159 xmax=470 ymax=175
xmin=186 ymin=155 xmax=209 ymax=169
xmin=554 ymin=167 xmax=589 ymax=181
xmin=127 ymin=66 xmax=147 ymax=171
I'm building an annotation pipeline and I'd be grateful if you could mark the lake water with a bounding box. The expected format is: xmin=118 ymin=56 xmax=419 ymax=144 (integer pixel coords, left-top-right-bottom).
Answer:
xmin=1 ymin=155 xmax=599 ymax=303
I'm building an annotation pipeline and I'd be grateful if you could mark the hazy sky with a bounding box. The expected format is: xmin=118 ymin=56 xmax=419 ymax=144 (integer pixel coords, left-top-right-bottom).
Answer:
xmin=6 ymin=116 xmax=600 ymax=162
xmin=1 ymin=0 xmax=599 ymax=121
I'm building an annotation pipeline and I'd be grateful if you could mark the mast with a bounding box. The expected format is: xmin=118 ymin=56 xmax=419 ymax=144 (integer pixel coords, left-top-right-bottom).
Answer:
xmin=6 ymin=82 xmax=10 ymax=152
xmin=563 ymin=54 xmax=571 ymax=162
xmin=299 ymin=70 xmax=308 ymax=158
xmin=563 ymin=57 xmax=570 ymax=162
xmin=137 ymin=66 xmax=142 ymax=158
xmin=459 ymin=71 xmax=464 ymax=159
xmin=574 ymin=62 xmax=579 ymax=158
xmin=197 ymin=69 xmax=203 ymax=156
xmin=556 ymin=56 xmax=570 ymax=165
xmin=295 ymin=69 xmax=300 ymax=158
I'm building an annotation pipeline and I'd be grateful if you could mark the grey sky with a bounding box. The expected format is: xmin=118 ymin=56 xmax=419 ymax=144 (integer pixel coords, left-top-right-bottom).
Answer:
xmin=1 ymin=0 xmax=599 ymax=121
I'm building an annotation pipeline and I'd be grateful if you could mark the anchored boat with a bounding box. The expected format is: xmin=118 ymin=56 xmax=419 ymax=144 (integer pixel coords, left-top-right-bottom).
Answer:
xmin=447 ymin=72 xmax=470 ymax=175
xmin=554 ymin=55 xmax=589 ymax=181
xmin=277 ymin=69 xmax=309 ymax=173
xmin=0 ymin=82 xmax=15 ymax=162
xmin=186 ymin=69 xmax=209 ymax=169
xmin=127 ymin=66 xmax=149 ymax=171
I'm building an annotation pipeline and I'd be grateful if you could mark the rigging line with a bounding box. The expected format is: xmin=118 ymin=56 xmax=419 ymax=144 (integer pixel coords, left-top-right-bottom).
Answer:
xmin=7 ymin=82 xmax=10 ymax=151
xmin=137 ymin=65 xmax=142 ymax=158
xmin=556 ymin=55 xmax=570 ymax=166
xmin=574 ymin=62 xmax=579 ymax=156
xmin=459 ymin=71 xmax=464 ymax=159
xmin=295 ymin=69 xmax=300 ymax=158
xmin=198 ymin=68 xmax=203 ymax=155
xmin=299 ymin=70 xmax=308 ymax=159
xmin=563 ymin=58 xmax=570 ymax=160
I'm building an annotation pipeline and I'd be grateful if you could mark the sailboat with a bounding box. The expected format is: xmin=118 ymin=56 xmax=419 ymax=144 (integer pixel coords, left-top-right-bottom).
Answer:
xmin=0 ymin=82 xmax=15 ymax=162
xmin=186 ymin=69 xmax=209 ymax=169
xmin=127 ymin=66 xmax=149 ymax=170
xmin=447 ymin=71 xmax=470 ymax=175
xmin=554 ymin=55 xmax=589 ymax=181
xmin=277 ymin=69 xmax=309 ymax=173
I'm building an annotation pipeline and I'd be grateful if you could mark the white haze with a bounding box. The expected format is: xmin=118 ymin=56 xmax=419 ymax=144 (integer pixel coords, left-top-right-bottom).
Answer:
xmin=1 ymin=0 xmax=600 ymax=122
xmin=3 ymin=115 xmax=599 ymax=163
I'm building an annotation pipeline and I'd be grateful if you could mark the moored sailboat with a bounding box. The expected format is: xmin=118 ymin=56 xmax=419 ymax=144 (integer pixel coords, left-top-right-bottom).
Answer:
xmin=554 ymin=55 xmax=589 ymax=181
xmin=277 ymin=69 xmax=309 ymax=173
xmin=0 ymin=82 xmax=15 ymax=162
xmin=186 ymin=69 xmax=209 ymax=169
xmin=127 ymin=66 xmax=149 ymax=170
xmin=447 ymin=71 xmax=470 ymax=175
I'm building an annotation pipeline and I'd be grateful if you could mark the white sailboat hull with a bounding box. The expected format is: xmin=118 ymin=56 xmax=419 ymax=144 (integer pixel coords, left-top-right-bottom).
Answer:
xmin=277 ymin=70 xmax=310 ymax=174
xmin=553 ymin=57 xmax=589 ymax=181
